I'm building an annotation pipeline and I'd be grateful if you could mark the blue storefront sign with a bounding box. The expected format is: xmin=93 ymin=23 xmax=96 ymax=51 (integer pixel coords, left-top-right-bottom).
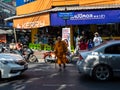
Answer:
xmin=6 ymin=22 xmax=13 ymax=27
xmin=16 ymin=0 xmax=35 ymax=6
xmin=51 ymin=10 xmax=120 ymax=26
xmin=58 ymin=12 xmax=74 ymax=19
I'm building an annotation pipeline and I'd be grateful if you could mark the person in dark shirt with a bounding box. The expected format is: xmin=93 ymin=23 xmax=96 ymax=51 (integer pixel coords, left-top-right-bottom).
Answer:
xmin=87 ymin=39 xmax=94 ymax=50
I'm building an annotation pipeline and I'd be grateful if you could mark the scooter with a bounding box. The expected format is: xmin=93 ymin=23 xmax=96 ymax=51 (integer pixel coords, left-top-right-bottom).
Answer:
xmin=43 ymin=51 xmax=57 ymax=63
xmin=22 ymin=47 xmax=38 ymax=63
xmin=43 ymin=51 xmax=72 ymax=63
xmin=0 ymin=43 xmax=38 ymax=63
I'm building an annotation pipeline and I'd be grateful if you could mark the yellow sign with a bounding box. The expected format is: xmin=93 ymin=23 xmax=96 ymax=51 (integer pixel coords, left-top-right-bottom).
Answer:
xmin=13 ymin=13 xmax=50 ymax=29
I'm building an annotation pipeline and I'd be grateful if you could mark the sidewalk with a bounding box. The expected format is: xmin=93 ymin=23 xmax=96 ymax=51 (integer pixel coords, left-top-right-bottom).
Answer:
xmin=33 ymin=50 xmax=79 ymax=63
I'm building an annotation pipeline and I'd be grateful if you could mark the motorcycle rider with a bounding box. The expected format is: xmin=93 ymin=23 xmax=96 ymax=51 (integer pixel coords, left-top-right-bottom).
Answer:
xmin=16 ymin=40 xmax=23 ymax=55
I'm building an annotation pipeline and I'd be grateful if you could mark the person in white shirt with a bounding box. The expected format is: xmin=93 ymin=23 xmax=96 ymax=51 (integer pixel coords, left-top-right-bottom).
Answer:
xmin=76 ymin=35 xmax=80 ymax=46
xmin=93 ymin=32 xmax=102 ymax=47
xmin=74 ymin=35 xmax=80 ymax=54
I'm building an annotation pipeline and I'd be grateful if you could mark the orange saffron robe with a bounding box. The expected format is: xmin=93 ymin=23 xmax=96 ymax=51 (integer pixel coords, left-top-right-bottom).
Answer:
xmin=54 ymin=40 xmax=68 ymax=64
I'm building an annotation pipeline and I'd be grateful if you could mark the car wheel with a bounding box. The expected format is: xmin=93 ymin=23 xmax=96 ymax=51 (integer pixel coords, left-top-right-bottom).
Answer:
xmin=92 ymin=65 xmax=112 ymax=81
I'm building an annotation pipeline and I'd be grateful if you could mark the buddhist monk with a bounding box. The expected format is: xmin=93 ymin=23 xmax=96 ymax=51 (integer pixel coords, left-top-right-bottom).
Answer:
xmin=54 ymin=36 xmax=68 ymax=70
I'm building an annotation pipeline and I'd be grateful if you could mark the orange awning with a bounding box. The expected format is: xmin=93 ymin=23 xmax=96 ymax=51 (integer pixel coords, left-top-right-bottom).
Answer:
xmin=13 ymin=13 xmax=50 ymax=29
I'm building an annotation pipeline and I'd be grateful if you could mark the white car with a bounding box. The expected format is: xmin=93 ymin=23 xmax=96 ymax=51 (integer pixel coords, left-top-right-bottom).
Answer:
xmin=0 ymin=53 xmax=28 ymax=78
xmin=77 ymin=40 xmax=120 ymax=81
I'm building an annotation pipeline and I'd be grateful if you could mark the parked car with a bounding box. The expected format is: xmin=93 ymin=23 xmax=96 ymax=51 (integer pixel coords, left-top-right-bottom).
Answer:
xmin=77 ymin=40 xmax=120 ymax=81
xmin=0 ymin=53 xmax=28 ymax=78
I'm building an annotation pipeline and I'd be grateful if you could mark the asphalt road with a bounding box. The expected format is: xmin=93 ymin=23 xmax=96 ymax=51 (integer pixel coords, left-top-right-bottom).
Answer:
xmin=1 ymin=62 xmax=120 ymax=90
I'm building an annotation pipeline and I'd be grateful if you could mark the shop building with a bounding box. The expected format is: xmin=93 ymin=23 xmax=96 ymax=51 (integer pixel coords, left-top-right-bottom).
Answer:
xmin=4 ymin=0 xmax=120 ymax=49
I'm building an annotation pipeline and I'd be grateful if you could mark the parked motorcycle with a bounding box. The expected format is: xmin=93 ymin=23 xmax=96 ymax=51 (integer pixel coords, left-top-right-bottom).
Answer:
xmin=8 ymin=45 xmax=38 ymax=63
xmin=43 ymin=51 xmax=72 ymax=63
xmin=0 ymin=43 xmax=38 ymax=63
xmin=22 ymin=46 xmax=38 ymax=63
xmin=43 ymin=51 xmax=56 ymax=63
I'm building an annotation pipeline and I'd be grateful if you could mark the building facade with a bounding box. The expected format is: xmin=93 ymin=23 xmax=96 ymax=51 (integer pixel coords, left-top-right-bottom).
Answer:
xmin=5 ymin=0 xmax=120 ymax=46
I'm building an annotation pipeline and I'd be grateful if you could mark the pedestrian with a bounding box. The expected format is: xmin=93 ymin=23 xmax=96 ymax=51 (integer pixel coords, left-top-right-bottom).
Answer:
xmin=24 ymin=35 xmax=29 ymax=45
xmin=87 ymin=39 xmax=94 ymax=50
xmin=78 ymin=38 xmax=87 ymax=50
xmin=93 ymin=32 xmax=102 ymax=47
xmin=54 ymin=36 xmax=68 ymax=71
xmin=74 ymin=35 xmax=80 ymax=54
xmin=64 ymin=39 xmax=69 ymax=47
xmin=16 ymin=40 xmax=23 ymax=54
xmin=9 ymin=39 xmax=16 ymax=50
xmin=80 ymin=30 xmax=87 ymax=42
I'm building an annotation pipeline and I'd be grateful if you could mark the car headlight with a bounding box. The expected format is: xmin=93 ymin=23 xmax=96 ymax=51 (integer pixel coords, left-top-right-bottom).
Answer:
xmin=0 ymin=60 xmax=15 ymax=65
xmin=0 ymin=60 xmax=9 ymax=64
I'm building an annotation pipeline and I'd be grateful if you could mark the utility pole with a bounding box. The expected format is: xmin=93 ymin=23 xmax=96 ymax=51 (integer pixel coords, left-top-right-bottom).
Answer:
xmin=65 ymin=6 xmax=67 ymax=27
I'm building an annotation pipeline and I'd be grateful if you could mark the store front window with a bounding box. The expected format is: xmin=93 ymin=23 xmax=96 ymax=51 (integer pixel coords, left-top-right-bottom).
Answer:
xmin=37 ymin=26 xmax=62 ymax=45
xmin=97 ymin=23 xmax=120 ymax=37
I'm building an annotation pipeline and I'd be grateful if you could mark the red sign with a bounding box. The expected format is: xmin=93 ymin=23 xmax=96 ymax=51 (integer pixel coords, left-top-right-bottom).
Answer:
xmin=0 ymin=35 xmax=6 ymax=43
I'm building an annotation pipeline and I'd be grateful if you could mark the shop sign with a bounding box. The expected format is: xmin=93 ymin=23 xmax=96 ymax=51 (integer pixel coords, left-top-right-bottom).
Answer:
xmin=58 ymin=12 xmax=74 ymax=19
xmin=16 ymin=21 xmax=45 ymax=29
xmin=70 ymin=13 xmax=105 ymax=20
xmin=51 ymin=10 xmax=120 ymax=26
xmin=0 ymin=35 xmax=6 ymax=43
xmin=14 ymin=14 xmax=50 ymax=29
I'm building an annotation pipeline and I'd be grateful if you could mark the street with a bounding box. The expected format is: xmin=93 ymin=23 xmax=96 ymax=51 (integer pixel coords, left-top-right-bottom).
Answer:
xmin=1 ymin=0 xmax=120 ymax=90
xmin=0 ymin=62 xmax=120 ymax=90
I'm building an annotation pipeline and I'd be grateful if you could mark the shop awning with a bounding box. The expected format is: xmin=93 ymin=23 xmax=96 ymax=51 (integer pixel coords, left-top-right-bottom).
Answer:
xmin=4 ymin=4 xmax=120 ymax=28
xmin=13 ymin=13 xmax=50 ymax=29
xmin=4 ymin=4 xmax=120 ymax=21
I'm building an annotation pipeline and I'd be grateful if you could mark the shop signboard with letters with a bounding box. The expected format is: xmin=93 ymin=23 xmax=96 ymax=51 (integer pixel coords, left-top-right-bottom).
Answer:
xmin=51 ymin=10 xmax=120 ymax=26
xmin=14 ymin=13 xmax=50 ymax=29
xmin=58 ymin=12 xmax=74 ymax=19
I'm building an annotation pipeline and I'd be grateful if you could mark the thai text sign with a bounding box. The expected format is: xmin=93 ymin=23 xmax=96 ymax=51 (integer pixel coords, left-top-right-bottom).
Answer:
xmin=58 ymin=12 xmax=74 ymax=19
xmin=51 ymin=10 xmax=120 ymax=26
xmin=13 ymin=13 xmax=50 ymax=29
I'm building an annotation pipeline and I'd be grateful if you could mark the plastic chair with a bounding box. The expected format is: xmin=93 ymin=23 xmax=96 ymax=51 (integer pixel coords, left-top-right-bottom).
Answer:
xmin=29 ymin=43 xmax=34 ymax=49
xmin=44 ymin=44 xmax=52 ymax=51
xmin=33 ymin=44 xmax=38 ymax=50
xmin=71 ymin=45 xmax=75 ymax=53
xmin=36 ymin=44 xmax=42 ymax=50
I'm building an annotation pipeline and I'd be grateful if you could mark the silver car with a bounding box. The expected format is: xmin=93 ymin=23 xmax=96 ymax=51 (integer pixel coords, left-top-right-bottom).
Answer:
xmin=0 ymin=53 xmax=28 ymax=78
xmin=77 ymin=40 xmax=120 ymax=81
